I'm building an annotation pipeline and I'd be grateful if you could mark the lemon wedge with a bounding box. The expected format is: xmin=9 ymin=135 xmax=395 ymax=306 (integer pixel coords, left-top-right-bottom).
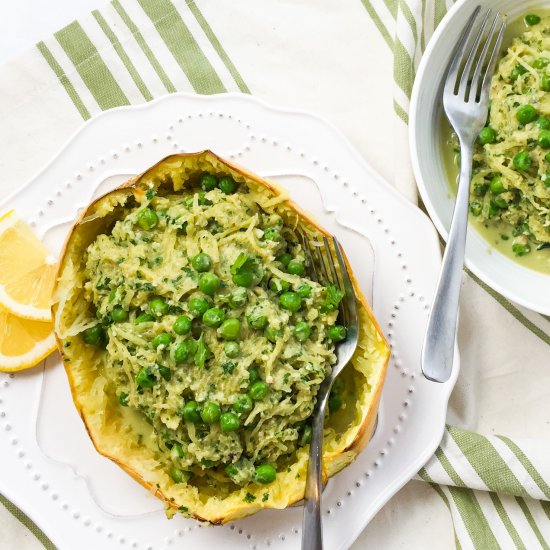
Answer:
xmin=0 ymin=304 xmax=56 ymax=372
xmin=0 ymin=211 xmax=57 ymax=321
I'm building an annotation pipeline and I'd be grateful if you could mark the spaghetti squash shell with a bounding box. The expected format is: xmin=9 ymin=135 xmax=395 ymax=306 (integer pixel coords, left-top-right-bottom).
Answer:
xmin=52 ymin=151 xmax=389 ymax=524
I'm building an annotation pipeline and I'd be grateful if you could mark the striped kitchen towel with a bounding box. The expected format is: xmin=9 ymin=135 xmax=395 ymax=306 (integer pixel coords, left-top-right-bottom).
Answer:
xmin=0 ymin=1 xmax=550 ymax=548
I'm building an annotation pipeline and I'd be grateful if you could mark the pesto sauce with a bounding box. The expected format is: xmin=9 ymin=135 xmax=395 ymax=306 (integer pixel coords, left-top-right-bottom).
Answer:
xmin=83 ymin=174 xmax=345 ymax=487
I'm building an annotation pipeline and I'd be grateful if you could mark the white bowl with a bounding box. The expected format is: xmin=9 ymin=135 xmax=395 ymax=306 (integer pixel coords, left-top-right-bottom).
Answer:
xmin=410 ymin=0 xmax=550 ymax=315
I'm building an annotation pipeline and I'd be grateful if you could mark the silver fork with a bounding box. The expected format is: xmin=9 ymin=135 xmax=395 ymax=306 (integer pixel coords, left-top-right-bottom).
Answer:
xmin=300 ymin=233 xmax=359 ymax=550
xmin=422 ymin=7 xmax=505 ymax=383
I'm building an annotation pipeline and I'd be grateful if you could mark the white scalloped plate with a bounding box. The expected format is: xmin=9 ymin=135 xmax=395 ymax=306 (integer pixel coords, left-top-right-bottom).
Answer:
xmin=0 ymin=93 xmax=458 ymax=550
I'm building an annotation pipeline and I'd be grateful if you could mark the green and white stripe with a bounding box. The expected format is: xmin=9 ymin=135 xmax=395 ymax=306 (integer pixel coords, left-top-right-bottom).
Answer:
xmin=1 ymin=0 xmax=549 ymax=548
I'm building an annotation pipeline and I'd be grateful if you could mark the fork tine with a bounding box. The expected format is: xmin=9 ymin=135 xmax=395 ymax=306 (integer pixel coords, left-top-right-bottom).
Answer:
xmin=323 ymin=236 xmax=339 ymax=285
xmin=315 ymin=240 xmax=330 ymax=283
xmin=478 ymin=18 xmax=505 ymax=102
xmin=457 ymin=9 xmax=492 ymax=100
xmin=469 ymin=12 xmax=503 ymax=102
xmin=444 ymin=5 xmax=482 ymax=97
xmin=300 ymin=231 xmax=318 ymax=282
xmin=332 ymin=237 xmax=357 ymax=336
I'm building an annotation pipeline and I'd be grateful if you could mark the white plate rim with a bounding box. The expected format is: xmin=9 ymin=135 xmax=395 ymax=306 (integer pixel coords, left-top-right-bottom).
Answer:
xmin=0 ymin=92 xmax=459 ymax=550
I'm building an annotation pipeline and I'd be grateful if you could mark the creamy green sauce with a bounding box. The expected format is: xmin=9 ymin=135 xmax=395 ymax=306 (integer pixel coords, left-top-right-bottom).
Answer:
xmin=442 ymin=10 xmax=550 ymax=274
xmin=81 ymin=173 xmax=347 ymax=488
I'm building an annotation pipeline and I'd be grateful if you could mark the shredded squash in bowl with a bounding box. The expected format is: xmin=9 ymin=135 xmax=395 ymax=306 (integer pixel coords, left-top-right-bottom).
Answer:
xmin=52 ymin=151 xmax=389 ymax=524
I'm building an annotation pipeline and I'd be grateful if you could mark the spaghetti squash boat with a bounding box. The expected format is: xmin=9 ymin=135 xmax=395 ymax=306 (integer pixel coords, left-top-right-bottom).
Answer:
xmin=52 ymin=151 xmax=389 ymax=524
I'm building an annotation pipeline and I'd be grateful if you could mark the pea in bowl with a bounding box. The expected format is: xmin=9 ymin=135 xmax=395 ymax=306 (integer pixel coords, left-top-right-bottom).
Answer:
xmin=410 ymin=0 xmax=550 ymax=314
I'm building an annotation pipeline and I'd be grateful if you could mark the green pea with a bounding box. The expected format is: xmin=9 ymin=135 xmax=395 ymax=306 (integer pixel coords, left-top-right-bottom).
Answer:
xmin=269 ymin=278 xmax=290 ymax=293
xmin=152 ymin=333 xmax=172 ymax=349
xmin=248 ymin=367 xmax=259 ymax=384
xmin=300 ymin=425 xmax=312 ymax=445
xmin=232 ymin=271 xmax=254 ymax=287
xmin=198 ymin=272 xmax=220 ymax=295
xmin=200 ymin=173 xmax=218 ymax=191
xmin=516 ymin=104 xmax=538 ymax=125
xmin=136 ymin=367 xmax=156 ymax=388
xmin=174 ymin=340 xmax=196 ymax=363
xmin=294 ymin=322 xmax=311 ymax=342
xmin=277 ymin=253 xmax=292 ymax=267
xmin=510 ymin=64 xmax=527 ymax=81
xmin=525 ymin=14 xmax=541 ymax=26
xmin=189 ymin=296 xmax=211 ymax=316
xmin=201 ymin=401 xmax=221 ymax=424
xmin=296 ymin=284 xmax=311 ymax=298
xmin=229 ymin=287 xmax=248 ymax=309
xmin=263 ymin=227 xmax=281 ymax=242
xmin=173 ymin=315 xmax=192 ymax=335
xmin=220 ymin=412 xmax=240 ymax=432
xmin=224 ymin=341 xmax=240 ymax=358
xmin=248 ymin=312 xmax=268 ymax=330
xmin=225 ymin=464 xmax=239 ymax=478
xmin=473 ymin=183 xmax=489 ymax=196
xmin=479 ymin=127 xmax=496 ymax=145
xmin=539 ymin=130 xmax=550 ymax=148
xmin=191 ymin=253 xmax=212 ymax=272
xmin=328 ymin=392 xmax=343 ymax=413
xmin=264 ymin=326 xmax=281 ymax=343
xmin=232 ymin=394 xmax=253 ymax=414
xmin=137 ymin=208 xmax=158 ymax=230
xmin=170 ymin=467 xmax=191 ymax=484
xmin=135 ymin=313 xmax=155 ymax=324
xmin=249 ymin=381 xmax=269 ymax=400
xmin=513 ymin=151 xmax=531 ymax=171
xmin=219 ymin=318 xmax=241 ymax=340
xmin=492 ymin=196 xmax=508 ymax=209
xmin=150 ymin=297 xmax=169 ymax=318
xmin=82 ymin=325 xmax=105 ymax=346
xmin=111 ymin=307 xmax=128 ymax=323
xmin=255 ymin=464 xmax=276 ymax=484
xmin=279 ymin=292 xmax=302 ymax=312
xmin=490 ymin=176 xmax=505 ymax=194
xmin=286 ymin=259 xmax=305 ymax=275
xmin=512 ymin=242 xmax=531 ymax=256
xmin=118 ymin=392 xmax=129 ymax=407
xmin=328 ymin=325 xmax=347 ymax=342
xmin=537 ymin=116 xmax=550 ymax=130
xmin=171 ymin=443 xmax=184 ymax=460
xmin=219 ymin=176 xmax=237 ymax=194
xmin=182 ymin=401 xmax=201 ymax=423
xmin=469 ymin=201 xmax=482 ymax=216
xmin=487 ymin=201 xmax=500 ymax=218
xmin=534 ymin=57 xmax=550 ymax=70
xmin=542 ymin=75 xmax=550 ymax=92
xmin=203 ymin=307 xmax=225 ymax=328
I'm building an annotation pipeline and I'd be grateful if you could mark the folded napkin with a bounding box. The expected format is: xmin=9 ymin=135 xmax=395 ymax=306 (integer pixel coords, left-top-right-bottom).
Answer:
xmin=1 ymin=1 xmax=550 ymax=548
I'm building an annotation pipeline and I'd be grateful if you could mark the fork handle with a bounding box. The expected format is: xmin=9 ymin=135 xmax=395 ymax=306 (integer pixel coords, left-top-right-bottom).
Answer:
xmin=422 ymin=139 xmax=473 ymax=383
xmin=302 ymin=389 xmax=330 ymax=550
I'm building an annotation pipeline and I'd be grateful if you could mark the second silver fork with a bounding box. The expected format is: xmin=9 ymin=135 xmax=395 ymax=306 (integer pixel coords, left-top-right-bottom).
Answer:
xmin=422 ymin=8 xmax=505 ymax=383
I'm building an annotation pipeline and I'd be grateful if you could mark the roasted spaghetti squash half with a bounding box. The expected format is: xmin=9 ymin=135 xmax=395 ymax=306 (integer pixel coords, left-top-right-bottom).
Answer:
xmin=52 ymin=151 xmax=389 ymax=524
